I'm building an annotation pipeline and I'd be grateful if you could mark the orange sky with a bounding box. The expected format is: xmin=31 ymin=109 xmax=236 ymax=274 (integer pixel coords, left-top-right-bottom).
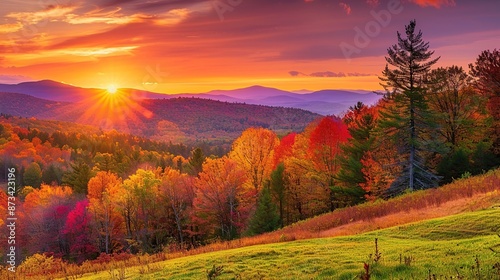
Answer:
xmin=1 ymin=0 xmax=499 ymax=94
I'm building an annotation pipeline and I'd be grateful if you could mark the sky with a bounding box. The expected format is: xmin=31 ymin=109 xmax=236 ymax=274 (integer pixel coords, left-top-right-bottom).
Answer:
xmin=0 ymin=0 xmax=499 ymax=94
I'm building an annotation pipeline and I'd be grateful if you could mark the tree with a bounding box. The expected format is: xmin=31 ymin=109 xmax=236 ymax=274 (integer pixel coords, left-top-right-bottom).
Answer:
xmin=270 ymin=163 xmax=286 ymax=227
xmin=93 ymin=152 xmax=117 ymax=173
xmin=42 ymin=164 xmax=63 ymax=186
xmin=23 ymin=162 xmax=42 ymax=189
xmin=469 ymin=49 xmax=500 ymax=154
xmin=246 ymin=186 xmax=280 ymax=236
xmin=272 ymin=133 xmax=296 ymax=169
xmin=23 ymin=185 xmax=74 ymax=257
xmin=379 ymin=19 xmax=440 ymax=195
xmin=229 ymin=128 xmax=279 ymax=193
xmin=336 ymin=102 xmax=377 ymax=204
xmin=188 ymin=147 xmax=205 ymax=176
xmin=62 ymin=160 xmax=94 ymax=194
xmin=283 ymin=130 xmax=330 ymax=221
xmin=121 ymin=169 xmax=161 ymax=252
xmin=308 ymin=116 xmax=350 ymax=210
xmin=427 ymin=66 xmax=488 ymax=149
xmin=63 ymin=199 xmax=98 ymax=263
xmin=193 ymin=157 xmax=249 ymax=240
xmin=87 ymin=171 xmax=124 ymax=254
xmin=159 ymin=168 xmax=194 ymax=245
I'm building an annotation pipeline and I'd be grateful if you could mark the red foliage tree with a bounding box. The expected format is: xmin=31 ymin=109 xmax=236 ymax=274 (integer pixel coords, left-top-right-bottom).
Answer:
xmin=308 ymin=117 xmax=350 ymax=184
xmin=63 ymin=200 xmax=98 ymax=263
xmin=272 ymin=132 xmax=296 ymax=168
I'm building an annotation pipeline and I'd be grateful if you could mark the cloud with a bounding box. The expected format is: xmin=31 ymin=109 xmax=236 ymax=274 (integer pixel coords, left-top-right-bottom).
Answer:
xmin=288 ymin=71 xmax=307 ymax=77
xmin=6 ymin=5 xmax=76 ymax=25
xmin=62 ymin=46 xmax=138 ymax=57
xmin=339 ymin=2 xmax=352 ymax=15
xmin=347 ymin=72 xmax=373 ymax=77
xmin=410 ymin=0 xmax=456 ymax=8
xmin=0 ymin=74 xmax=34 ymax=84
xmin=289 ymin=71 xmax=374 ymax=78
xmin=64 ymin=7 xmax=149 ymax=25
xmin=310 ymin=71 xmax=346 ymax=77
xmin=0 ymin=22 xmax=23 ymax=34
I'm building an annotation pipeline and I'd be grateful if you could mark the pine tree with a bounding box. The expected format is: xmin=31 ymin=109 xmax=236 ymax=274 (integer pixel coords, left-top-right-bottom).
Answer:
xmin=62 ymin=160 xmax=94 ymax=194
xmin=335 ymin=102 xmax=376 ymax=204
xmin=188 ymin=147 xmax=205 ymax=176
xmin=23 ymin=162 xmax=43 ymax=189
xmin=379 ymin=20 xmax=440 ymax=195
xmin=247 ymin=186 xmax=280 ymax=236
xmin=270 ymin=163 xmax=286 ymax=227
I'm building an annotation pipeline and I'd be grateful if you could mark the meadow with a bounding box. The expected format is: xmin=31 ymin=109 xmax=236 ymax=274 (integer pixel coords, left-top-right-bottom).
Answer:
xmin=79 ymin=208 xmax=500 ymax=279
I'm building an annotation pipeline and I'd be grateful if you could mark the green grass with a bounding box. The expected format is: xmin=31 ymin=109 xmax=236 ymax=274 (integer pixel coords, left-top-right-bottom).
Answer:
xmin=80 ymin=209 xmax=500 ymax=279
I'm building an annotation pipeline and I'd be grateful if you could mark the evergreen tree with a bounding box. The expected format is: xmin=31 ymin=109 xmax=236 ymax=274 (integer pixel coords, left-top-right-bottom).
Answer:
xmin=379 ymin=20 xmax=440 ymax=195
xmin=335 ymin=102 xmax=376 ymax=204
xmin=247 ymin=186 xmax=280 ymax=236
xmin=23 ymin=162 xmax=42 ymax=189
xmin=270 ymin=163 xmax=286 ymax=227
xmin=188 ymin=147 xmax=205 ymax=176
xmin=42 ymin=164 xmax=63 ymax=185
xmin=62 ymin=160 xmax=94 ymax=194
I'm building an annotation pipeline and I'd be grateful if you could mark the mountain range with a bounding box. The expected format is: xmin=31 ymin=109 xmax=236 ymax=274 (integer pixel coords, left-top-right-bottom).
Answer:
xmin=0 ymin=80 xmax=382 ymax=116
xmin=0 ymin=91 xmax=320 ymax=143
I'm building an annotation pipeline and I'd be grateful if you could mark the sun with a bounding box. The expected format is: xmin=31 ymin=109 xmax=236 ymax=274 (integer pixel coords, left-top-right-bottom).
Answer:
xmin=106 ymin=84 xmax=118 ymax=94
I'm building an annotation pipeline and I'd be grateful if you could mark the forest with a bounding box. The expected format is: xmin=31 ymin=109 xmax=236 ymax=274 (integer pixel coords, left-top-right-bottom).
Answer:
xmin=0 ymin=20 xmax=499 ymax=267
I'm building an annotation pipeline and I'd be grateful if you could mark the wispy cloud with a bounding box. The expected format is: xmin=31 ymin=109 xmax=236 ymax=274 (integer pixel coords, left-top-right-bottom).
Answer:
xmin=289 ymin=71 xmax=374 ymax=77
xmin=64 ymin=7 xmax=148 ymax=25
xmin=410 ymin=0 xmax=456 ymax=8
xmin=62 ymin=46 xmax=138 ymax=57
xmin=0 ymin=74 xmax=34 ymax=84
xmin=6 ymin=5 xmax=76 ymax=25
xmin=0 ymin=22 xmax=23 ymax=34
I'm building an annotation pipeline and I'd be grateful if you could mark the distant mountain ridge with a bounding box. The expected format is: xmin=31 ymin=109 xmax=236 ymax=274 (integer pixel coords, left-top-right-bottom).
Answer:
xmin=0 ymin=80 xmax=382 ymax=115
xmin=0 ymin=92 xmax=320 ymax=143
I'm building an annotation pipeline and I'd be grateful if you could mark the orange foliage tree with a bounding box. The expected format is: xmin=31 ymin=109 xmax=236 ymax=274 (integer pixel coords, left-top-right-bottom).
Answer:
xmin=158 ymin=168 xmax=195 ymax=245
xmin=87 ymin=171 xmax=124 ymax=254
xmin=192 ymin=157 xmax=249 ymax=240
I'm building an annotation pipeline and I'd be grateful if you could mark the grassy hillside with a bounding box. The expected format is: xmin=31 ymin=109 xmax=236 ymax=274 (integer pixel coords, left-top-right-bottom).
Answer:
xmin=74 ymin=171 xmax=500 ymax=279
xmin=80 ymin=209 xmax=500 ymax=279
xmin=8 ymin=170 xmax=499 ymax=279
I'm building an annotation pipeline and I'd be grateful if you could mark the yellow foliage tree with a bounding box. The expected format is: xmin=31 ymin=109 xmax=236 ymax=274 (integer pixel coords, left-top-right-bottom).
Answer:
xmin=229 ymin=128 xmax=279 ymax=193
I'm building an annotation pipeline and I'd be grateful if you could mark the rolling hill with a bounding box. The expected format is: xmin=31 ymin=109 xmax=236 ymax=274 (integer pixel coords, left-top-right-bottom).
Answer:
xmin=0 ymin=80 xmax=382 ymax=115
xmin=0 ymin=92 xmax=321 ymax=142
